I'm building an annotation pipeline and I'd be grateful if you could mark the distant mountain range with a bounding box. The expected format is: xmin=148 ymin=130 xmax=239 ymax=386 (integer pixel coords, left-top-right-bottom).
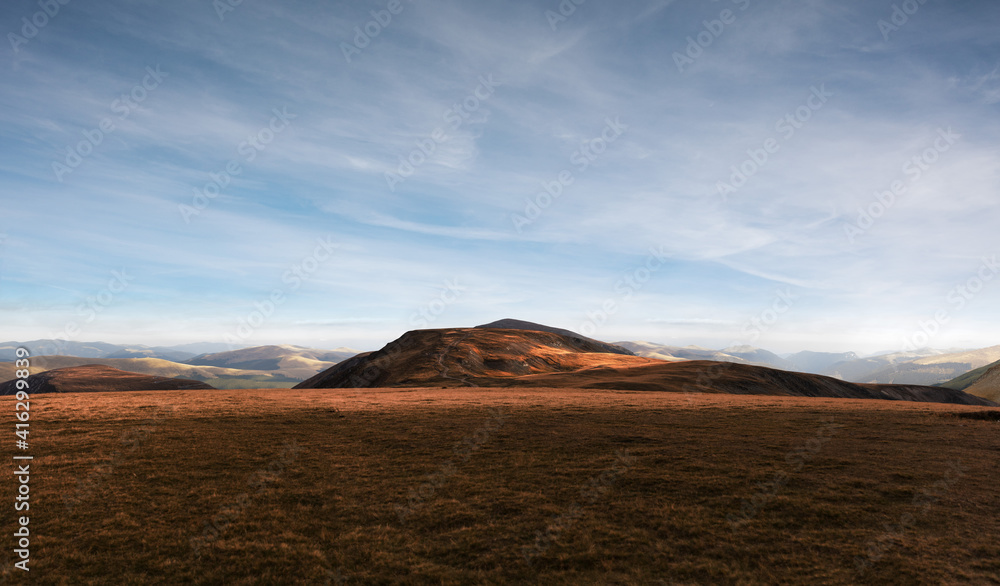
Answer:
xmin=2 ymin=330 xmax=998 ymax=402
xmin=0 ymin=340 xmax=244 ymax=362
xmin=607 ymin=341 xmax=1000 ymax=397
xmin=0 ymin=342 xmax=359 ymax=389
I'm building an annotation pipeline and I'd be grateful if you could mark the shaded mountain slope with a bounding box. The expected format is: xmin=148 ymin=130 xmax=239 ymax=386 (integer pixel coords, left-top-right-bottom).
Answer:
xmin=506 ymin=360 xmax=993 ymax=405
xmin=0 ymin=364 xmax=214 ymax=395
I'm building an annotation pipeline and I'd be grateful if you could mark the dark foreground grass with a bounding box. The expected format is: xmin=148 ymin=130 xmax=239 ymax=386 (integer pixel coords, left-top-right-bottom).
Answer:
xmin=1 ymin=389 xmax=998 ymax=584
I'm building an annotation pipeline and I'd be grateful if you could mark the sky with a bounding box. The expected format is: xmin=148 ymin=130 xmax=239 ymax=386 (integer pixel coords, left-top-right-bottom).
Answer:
xmin=1 ymin=0 xmax=998 ymax=355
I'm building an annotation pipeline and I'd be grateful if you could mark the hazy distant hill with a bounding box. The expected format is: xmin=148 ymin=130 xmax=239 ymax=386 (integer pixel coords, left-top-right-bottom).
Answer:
xmin=104 ymin=347 xmax=197 ymax=362
xmin=850 ymin=346 xmax=1000 ymax=386
xmin=186 ymin=345 xmax=358 ymax=380
xmin=0 ymin=339 xmax=247 ymax=362
xmin=0 ymin=342 xmax=358 ymax=388
xmin=721 ymin=345 xmax=796 ymax=370
xmin=0 ymin=340 xmax=123 ymax=360
xmin=616 ymin=341 xmax=747 ymax=363
xmin=616 ymin=341 xmax=793 ymax=370
xmin=785 ymin=351 xmax=860 ymax=374
xmin=820 ymin=348 xmax=945 ymax=381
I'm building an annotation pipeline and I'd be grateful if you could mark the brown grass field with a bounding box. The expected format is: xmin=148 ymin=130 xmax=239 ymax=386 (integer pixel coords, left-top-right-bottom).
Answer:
xmin=2 ymin=388 xmax=999 ymax=584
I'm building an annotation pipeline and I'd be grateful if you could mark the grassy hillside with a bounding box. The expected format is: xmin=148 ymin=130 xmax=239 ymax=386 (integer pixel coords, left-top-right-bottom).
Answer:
xmin=962 ymin=363 xmax=1000 ymax=403
xmin=857 ymin=361 xmax=979 ymax=386
xmin=940 ymin=358 xmax=1000 ymax=391
xmin=185 ymin=344 xmax=356 ymax=379
xmin=0 ymin=356 xmax=299 ymax=389
xmin=5 ymin=388 xmax=998 ymax=583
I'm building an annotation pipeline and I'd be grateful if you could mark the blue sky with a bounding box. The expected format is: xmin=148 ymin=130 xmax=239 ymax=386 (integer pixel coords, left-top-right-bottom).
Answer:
xmin=1 ymin=0 xmax=998 ymax=354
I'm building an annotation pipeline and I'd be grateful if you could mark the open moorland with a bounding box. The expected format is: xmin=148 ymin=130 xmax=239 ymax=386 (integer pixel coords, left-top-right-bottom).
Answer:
xmin=3 ymin=387 xmax=998 ymax=584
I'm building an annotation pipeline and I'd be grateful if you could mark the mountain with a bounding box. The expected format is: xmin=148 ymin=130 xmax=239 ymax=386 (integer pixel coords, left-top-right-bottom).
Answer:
xmin=785 ymin=351 xmax=860 ymax=374
xmin=615 ymin=341 xmax=793 ymax=370
xmin=720 ymin=345 xmax=796 ymax=370
xmin=295 ymin=326 xmax=993 ymax=406
xmin=475 ymin=319 xmax=634 ymax=356
xmin=612 ymin=341 xmax=691 ymax=362
xmin=0 ymin=343 xmax=356 ymax=387
xmin=821 ymin=348 xmax=946 ymax=381
xmin=0 ymin=340 xmax=250 ymax=362
xmin=104 ymin=347 xmax=198 ymax=362
xmin=616 ymin=341 xmax=751 ymax=363
xmin=0 ymin=357 xmax=301 ymax=389
xmin=297 ymin=326 xmax=652 ymax=389
xmin=0 ymin=340 xmax=123 ymax=360
xmin=0 ymin=364 xmax=214 ymax=395
xmin=159 ymin=341 xmax=252 ymax=355
xmin=848 ymin=345 xmax=1000 ymax=386
xmin=185 ymin=345 xmax=357 ymax=379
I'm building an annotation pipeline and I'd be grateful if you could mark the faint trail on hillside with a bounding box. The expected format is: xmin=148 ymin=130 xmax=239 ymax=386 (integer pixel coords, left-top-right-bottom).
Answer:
xmin=437 ymin=332 xmax=479 ymax=387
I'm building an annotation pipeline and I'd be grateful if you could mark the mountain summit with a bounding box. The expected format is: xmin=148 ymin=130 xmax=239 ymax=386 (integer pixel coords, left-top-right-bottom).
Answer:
xmin=474 ymin=318 xmax=634 ymax=356
xmin=295 ymin=324 xmax=649 ymax=389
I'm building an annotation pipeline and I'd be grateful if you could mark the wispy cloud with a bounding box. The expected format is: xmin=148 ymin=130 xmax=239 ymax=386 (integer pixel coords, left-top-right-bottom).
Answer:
xmin=1 ymin=0 xmax=998 ymax=354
